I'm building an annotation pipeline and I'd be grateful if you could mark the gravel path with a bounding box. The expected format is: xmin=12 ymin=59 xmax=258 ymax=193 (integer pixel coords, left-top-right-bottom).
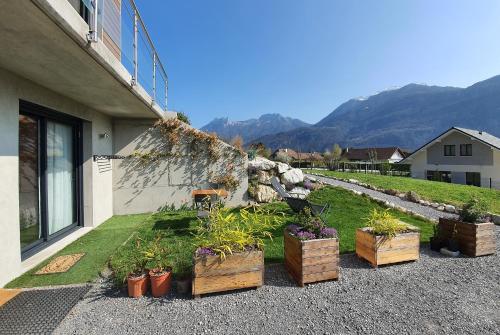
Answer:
xmin=55 ymin=228 xmax=500 ymax=335
xmin=306 ymin=173 xmax=458 ymax=221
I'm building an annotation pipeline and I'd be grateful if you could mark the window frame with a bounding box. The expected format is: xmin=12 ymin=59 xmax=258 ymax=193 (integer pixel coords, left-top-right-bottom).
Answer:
xmin=460 ymin=144 xmax=472 ymax=156
xmin=443 ymin=144 xmax=456 ymax=156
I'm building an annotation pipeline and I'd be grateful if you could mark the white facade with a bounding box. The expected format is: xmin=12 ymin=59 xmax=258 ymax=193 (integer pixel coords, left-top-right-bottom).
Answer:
xmin=403 ymin=128 xmax=500 ymax=190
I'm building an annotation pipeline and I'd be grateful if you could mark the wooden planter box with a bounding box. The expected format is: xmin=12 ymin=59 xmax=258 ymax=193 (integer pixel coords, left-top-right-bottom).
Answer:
xmin=438 ymin=218 xmax=496 ymax=257
xmin=284 ymin=231 xmax=339 ymax=286
xmin=192 ymin=250 xmax=263 ymax=297
xmin=356 ymin=226 xmax=420 ymax=268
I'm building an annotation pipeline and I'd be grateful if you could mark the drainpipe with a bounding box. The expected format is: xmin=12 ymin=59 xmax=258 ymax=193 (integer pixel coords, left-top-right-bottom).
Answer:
xmin=87 ymin=0 xmax=99 ymax=42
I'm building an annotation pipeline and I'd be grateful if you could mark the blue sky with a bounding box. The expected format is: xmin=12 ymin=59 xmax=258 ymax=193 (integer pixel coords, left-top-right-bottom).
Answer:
xmin=136 ymin=0 xmax=500 ymax=128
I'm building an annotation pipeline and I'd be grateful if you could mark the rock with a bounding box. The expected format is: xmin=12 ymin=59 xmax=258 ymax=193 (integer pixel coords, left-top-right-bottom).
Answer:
xmin=431 ymin=202 xmax=439 ymax=208
xmin=254 ymin=184 xmax=278 ymax=203
xmin=348 ymin=179 xmax=359 ymax=184
xmin=306 ymin=176 xmax=317 ymax=182
xmin=444 ymin=205 xmax=456 ymax=213
xmin=490 ymin=213 xmax=500 ymax=224
xmin=248 ymin=157 xmax=276 ymax=171
xmin=419 ymin=200 xmax=430 ymax=206
xmin=352 ymin=190 xmax=363 ymax=196
xmin=280 ymin=168 xmax=304 ymax=186
xmin=405 ymin=191 xmax=421 ymax=203
xmin=289 ymin=187 xmax=310 ymax=199
xmin=385 ymin=189 xmax=398 ymax=196
xmin=397 ymin=193 xmax=406 ymax=199
xmin=256 ymin=170 xmax=274 ymax=185
xmin=437 ymin=206 xmax=445 ymax=211
xmin=276 ymin=162 xmax=291 ymax=174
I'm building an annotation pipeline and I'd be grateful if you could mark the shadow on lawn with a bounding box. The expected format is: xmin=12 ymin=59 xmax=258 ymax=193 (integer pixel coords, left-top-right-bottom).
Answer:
xmin=151 ymin=217 xmax=194 ymax=237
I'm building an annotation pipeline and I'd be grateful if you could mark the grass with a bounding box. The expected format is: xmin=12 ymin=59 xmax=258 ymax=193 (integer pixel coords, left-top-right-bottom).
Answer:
xmin=308 ymin=169 xmax=500 ymax=214
xmin=6 ymin=213 xmax=151 ymax=288
xmin=8 ymin=186 xmax=435 ymax=288
xmin=111 ymin=186 xmax=434 ymax=284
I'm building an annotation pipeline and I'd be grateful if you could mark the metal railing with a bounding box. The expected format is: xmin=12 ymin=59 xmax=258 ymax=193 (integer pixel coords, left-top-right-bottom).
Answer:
xmin=82 ymin=0 xmax=168 ymax=111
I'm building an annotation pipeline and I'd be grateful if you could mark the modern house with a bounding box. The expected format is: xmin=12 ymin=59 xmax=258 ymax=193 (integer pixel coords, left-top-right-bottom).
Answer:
xmin=401 ymin=127 xmax=500 ymax=189
xmin=0 ymin=0 xmax=247 ymax=287
xmin=342 ymin=147 xmax=406 ymax=163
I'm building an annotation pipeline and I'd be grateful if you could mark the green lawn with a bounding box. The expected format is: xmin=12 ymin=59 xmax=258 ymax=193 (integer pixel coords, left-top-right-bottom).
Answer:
xmin=111 ymin=186 xmax=434 ymax=284
xmin=8 ymin=186 xmax=435 ymax=288
xmin=308 ymin=169 xmax=500 ymax=214
xmin=6 ymin=213 xmax=151 ymax=288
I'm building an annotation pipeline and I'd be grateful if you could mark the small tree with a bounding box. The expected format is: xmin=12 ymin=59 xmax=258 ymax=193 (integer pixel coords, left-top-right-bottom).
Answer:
xmin=324 ymin=144 xmax=342 ymax=170
xmin=176 ymin=111 xmax=190 ymax=125
xmin=229 ymin=135 xmax=244 ymax=153
xmin=249 ymin=142 xmax=271 ymax=159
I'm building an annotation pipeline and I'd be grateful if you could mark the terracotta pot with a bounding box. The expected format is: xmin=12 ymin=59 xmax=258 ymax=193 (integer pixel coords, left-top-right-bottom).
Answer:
xmin=127 ymin=272 xmax=148 ymax=298
xmin=149 ymin=270 xmax=172 ymax=297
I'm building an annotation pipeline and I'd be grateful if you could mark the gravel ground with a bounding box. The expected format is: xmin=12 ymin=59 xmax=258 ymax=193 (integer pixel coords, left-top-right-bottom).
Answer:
xmin=307 ymin=173 xmax=458 ymax=221
xmin=55 ymin=227 xmax=500 ymax=335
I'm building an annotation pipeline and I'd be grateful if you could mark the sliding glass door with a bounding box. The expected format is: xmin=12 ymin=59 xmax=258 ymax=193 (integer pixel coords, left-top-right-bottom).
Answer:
xmin=19 ymin=101 xmax=82 ymax=257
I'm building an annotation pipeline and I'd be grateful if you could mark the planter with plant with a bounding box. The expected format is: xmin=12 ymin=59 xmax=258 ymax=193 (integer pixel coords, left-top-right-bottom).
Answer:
xmin=284 ymin=208 xmax=339 ymax=286
xmin=356 ymin=209 xmax=420 ymax=268
xmin=192 ymin=205 xmax=283 ymax=298
xmin=175 ymin=257 xmax=192 ymax=295
xmin=124 ymin=239 xmax=149 ymax=298
xmin=142 ymin=234 xmax=172 ymax=298
xmin=429 ymin=224 xmax=445 ymax=252
xmin=438 ymin=199 xmax=496 ymax=257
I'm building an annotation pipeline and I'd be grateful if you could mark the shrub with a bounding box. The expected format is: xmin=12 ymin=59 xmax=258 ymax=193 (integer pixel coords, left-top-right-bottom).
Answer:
xmin=364 ymin=209 xmax=413 ymax=238
xmin=176 ymin=111 xmax=190 ymax=124
xmin=193 ymin=205 xmax=284 ymax=259
xmin=287 ymin=208 xmax=337 ymax=240
xmin=459 ymin=198 xmax=489 ymax=223
xmin=379 ymin=162 xmax=391 ymax=175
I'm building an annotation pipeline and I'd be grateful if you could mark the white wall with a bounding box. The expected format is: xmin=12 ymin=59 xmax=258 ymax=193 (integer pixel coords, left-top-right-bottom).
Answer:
xmin=408 ymin=146 xmax=500 ymax=190
xmin=0 ymin=67 xmax=114 ymax=286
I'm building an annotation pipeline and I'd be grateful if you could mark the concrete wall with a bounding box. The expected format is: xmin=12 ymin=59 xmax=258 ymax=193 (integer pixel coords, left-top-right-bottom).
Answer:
xmin=0 ymin=67 xmax=114 ymax=286
xmin=112 ymin=119 xmax=248 ymax=214
xmin=427 ymin=132 xmax=493 ymax=165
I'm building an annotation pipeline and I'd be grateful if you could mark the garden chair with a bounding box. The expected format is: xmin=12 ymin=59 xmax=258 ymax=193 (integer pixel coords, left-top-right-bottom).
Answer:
xmin=270 ymin=177 xmax=331 ymax=224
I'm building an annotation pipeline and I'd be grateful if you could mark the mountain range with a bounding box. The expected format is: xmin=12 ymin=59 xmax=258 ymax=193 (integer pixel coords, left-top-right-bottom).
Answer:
xmin=201 ymin=75 xmax=500 ymax=151
xmin=201 ymin=114 xmax=309 ymax=142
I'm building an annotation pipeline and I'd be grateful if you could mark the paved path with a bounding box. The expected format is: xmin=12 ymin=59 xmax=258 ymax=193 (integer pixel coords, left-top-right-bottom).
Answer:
xmin=54 ymin=228 xmax=500 ymax=335
xmin=306 ymin=173 xmax=458 ymax=222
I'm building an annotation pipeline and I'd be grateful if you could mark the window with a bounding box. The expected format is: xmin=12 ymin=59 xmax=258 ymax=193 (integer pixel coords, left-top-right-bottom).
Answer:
xmin=466 ymin=172 xmax=480 ymax=187
xmin=460 ymin=144 xmax=472 ymax=156
xmin=426 ymin=170 xmax=451 ymax=183
xmin=444 ymin=145 xmax=455 ymax=156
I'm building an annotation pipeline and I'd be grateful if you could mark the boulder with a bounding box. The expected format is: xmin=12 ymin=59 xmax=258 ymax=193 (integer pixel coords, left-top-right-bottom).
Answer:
xmin=256 ymin=170 xmax=274 ymax=185
xmin=276 ymin=162 xmax=291 ymax=174
xmin=289 ymin=187 xmax=310 ymax=199
xmin=430 ymin=202 xmax=439 ymax=208
xmin=444 ymin=205 xmax=456 ymax=213
xmin=385 ymin=189 xmax=398 ymax=196
xmin=306 ymin=176 xmax=317 ymax=182
xmin=254 ymin=184 xmax=278 ymax=203
xmin=248 ymin=157 xmax=276 ymax=171
xmin=280 ymin=168 xmax=304 ymax=186
xmin=437 ymin=205 xmax=445 ymax=211
xmin=405 ymin=191 xmax=421 ymax=203
xmin=348 ymin=179 xmax=360 ymax=184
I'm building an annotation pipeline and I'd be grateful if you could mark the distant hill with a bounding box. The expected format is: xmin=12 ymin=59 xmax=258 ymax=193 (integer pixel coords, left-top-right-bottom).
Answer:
xmin=200 ymin=113 xmax=310 ymax=143
xmin=251 ymin=75 xmax=500 ymax=151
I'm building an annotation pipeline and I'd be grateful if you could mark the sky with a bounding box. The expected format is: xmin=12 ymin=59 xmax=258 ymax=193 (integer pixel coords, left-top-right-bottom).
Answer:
xmin=136 ymin=0 xmax=500 ymax=128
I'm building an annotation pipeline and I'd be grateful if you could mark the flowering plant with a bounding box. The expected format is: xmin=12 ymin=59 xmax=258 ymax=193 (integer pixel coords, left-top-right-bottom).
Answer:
xmin=286 ymin=208 xmax=337 ymax=240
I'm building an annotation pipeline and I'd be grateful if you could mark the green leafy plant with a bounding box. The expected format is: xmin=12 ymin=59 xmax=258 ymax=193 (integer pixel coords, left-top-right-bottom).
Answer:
xmin=364 ymin=209 xmax=412 ymax=238
xmin=459 ymin=198 xmax=488 ymax=223
xmin=111 ymin=237 xmax=148 ymax=283
xmin=142 ymin=233 xmax=171 ymax=274
xmin=193 ymin=205 xmax=284 ymax=259
xmin=176 ymin=111 xmax=191 ymax=124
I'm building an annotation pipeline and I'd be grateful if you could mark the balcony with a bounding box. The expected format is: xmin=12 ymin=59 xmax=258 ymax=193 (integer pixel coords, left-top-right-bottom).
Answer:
xmin=0 ymin=0 xmax=174 ymax=119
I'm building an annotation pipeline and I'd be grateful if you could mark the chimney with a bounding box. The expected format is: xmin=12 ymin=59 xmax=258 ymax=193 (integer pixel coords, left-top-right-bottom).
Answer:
xmin=479 ymin=131 xmax=483 ymax=135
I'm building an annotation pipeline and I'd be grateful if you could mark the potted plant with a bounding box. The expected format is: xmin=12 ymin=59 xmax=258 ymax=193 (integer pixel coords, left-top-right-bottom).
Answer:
xmin=143 ymin=234 xmax=172 ymax=298
xmin=175 ymin=257 xmax=192 ymax=295
xmin=429 ymin=224 xmax=444 ymax=252
xmin=356 ymin=209 xmax=420 ymax=268
xmin=284 ymin=208 xmax=339 ymax=287
xmin=438 ymin=199 xmax=496 ymax=257
xmin=126 ymin=239 xmax=149 ymax=298
xmin=192 ymin=205 xmax=283 ymax=298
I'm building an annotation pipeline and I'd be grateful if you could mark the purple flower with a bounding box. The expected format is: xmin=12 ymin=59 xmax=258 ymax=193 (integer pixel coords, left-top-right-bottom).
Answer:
xmin=296 ymin=230 xmax=316 ymax=240
xmin=197 ymin=247 xmax=216 ymax=256
xmin=319 ymin=227 xmax=337 ymax=238
xmin=303 ymin=180 xmax=313 ymax=190
xmin=287 ymin=224 xmax=302 ymax=235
